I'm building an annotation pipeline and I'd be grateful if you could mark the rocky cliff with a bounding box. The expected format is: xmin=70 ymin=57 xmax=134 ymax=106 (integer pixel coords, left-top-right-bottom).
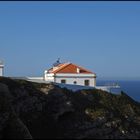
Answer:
xmin=0 ymin=77 xmax=140 ymax=139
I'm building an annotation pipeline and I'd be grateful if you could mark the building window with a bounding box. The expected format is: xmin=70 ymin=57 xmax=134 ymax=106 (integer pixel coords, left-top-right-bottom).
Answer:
xmin=84 ymin=80 xmax=90 ymax=86
xmin=61 ymin=79 xmax=66 ymax=84
xmin=73 ymin=81 xmax=77 ymax=84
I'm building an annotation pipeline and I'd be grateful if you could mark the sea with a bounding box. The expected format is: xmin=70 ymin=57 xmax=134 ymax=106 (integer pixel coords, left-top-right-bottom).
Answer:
xmin=96 ymin=80 xmax=140 ymax=102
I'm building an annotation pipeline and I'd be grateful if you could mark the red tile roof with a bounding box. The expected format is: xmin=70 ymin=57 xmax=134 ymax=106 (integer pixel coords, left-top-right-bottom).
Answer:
xmin=48 ymin=63 xmax=95 ymax=74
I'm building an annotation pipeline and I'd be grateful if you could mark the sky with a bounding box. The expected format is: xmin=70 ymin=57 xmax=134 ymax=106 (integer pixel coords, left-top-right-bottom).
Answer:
xmin=0 ymin=1 xmax=140 ymax=80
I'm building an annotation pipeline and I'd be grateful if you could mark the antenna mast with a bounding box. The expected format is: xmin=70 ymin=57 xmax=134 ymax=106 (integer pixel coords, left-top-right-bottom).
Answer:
xmin=53 ymin=58 xmax=61 ymax=67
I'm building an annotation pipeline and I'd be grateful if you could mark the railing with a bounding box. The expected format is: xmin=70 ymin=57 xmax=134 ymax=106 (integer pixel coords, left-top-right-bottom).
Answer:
xmin=95 ymin=83 xmax=120 ymax=93
xmin=104 ymin=82 xmax=118 ymax=86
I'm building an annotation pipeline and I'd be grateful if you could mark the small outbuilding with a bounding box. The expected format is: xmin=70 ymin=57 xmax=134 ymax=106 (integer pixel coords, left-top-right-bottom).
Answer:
xmin=0 ymin=61 xmax=4 ymax=76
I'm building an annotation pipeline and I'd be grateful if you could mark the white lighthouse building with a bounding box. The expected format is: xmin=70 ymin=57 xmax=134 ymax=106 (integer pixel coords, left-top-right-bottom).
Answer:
xmin=0 ymin=61 xmax=4 ymax=76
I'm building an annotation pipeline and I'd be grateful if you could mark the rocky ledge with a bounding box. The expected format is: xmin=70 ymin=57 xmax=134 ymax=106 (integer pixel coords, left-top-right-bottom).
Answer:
xmin=0 ymin=77 xmax=139 ymax=139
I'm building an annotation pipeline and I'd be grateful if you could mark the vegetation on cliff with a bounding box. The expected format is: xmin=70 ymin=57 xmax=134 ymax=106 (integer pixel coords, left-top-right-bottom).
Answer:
xmin=0 ymin=77 xmax=140 ymax=139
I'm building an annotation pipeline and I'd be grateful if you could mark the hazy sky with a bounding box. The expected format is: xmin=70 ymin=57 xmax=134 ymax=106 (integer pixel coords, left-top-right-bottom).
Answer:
xmin=0 ymin=1 xmax=140 ymax=80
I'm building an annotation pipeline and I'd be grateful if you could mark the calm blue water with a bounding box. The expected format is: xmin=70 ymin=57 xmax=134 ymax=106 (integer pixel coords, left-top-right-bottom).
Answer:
xmin=97 ymin=80 xmax=140 ymax=102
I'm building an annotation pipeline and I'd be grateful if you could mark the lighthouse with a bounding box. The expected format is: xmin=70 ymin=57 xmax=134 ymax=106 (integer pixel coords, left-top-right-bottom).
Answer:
xmin=0 ymin=61 xmax=4 ymax=76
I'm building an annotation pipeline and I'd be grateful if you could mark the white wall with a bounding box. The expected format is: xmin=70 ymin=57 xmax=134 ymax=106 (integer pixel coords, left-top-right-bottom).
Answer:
xmin=44 ymin=73 xmax=96 ymax=87
xmin=44 ymin=73 xmax=55 ymax=82
xmin=55 ymin=73 xmax=96 ymax=87
xmin=0 ymin=67 xmax=3 ymax=76
xmin=27 ymin=77 xmax=44 ymax=80
xmin=55 ymin=77 xmax=95 ymax=87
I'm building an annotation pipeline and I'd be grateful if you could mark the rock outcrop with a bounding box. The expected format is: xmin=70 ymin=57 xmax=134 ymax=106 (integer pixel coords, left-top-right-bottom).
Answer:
xmin=0 ymin=77 xmax=139 ymax=139
xmin=0 ymin=83 xmax=32 ymax=139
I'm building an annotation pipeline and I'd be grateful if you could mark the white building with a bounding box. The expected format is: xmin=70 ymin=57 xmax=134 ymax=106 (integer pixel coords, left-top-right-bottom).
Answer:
xmin=44 ymin=61 xmax=96 ymax=87
xmin=0 ymin=61 xmax=4 ymax=76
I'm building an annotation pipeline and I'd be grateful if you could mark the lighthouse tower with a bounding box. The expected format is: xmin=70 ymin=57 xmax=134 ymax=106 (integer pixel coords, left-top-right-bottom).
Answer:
xmin=0 ymin=61 xmax=4 ymax=76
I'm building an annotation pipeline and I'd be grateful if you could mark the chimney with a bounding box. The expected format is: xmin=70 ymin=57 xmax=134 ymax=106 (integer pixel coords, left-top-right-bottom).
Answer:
xmin=77 ymin=68 xmax=80 ymax=73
